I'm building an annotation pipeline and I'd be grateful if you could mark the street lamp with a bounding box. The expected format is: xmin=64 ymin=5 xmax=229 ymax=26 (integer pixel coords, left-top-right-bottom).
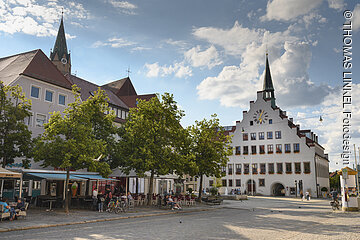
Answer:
xmin=295 ymin=180 xmax=297 ymax=198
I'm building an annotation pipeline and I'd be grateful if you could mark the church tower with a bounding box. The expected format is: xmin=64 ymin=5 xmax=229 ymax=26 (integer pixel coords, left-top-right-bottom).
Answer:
xmin=262 ymin=53 xmax=276 ymax=108
xmin=50 ymin=16 xmax=71 ymax=75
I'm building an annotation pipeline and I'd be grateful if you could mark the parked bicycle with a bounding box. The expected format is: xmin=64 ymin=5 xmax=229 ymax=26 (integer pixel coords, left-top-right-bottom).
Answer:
xmin=106 ymin=197 xmax=128 ymax=213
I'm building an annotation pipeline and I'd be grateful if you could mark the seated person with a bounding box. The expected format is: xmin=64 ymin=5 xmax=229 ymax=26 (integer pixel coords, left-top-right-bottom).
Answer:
xmin=15 ymin=198 xmax=26 ymax=212
xmin=0 ymin=198 xmax=17 ymax=220
xmin=166 ymin=195 xmax=181 ymax=209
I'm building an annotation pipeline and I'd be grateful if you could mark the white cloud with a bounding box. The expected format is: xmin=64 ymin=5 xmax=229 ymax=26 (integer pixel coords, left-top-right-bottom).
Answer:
xmin=144 ymin=62 xmax=160 ymax=78
xmin=353 ymin=4 xmax=360 ymax=31
xmin=107 ymin=0 xmax=137 ymax=15
xmin=194 ymin=22 xmax=334 ymax=108
xmin=327 ymin=0 xmax=345 ymax=10
xmin=92 ymin=37 xmax=136 ymax=48
xmin=193 ymin=21 xmax=264 ymax=56
xmin=184 ymin=45 xmax=222 ymax=69
xmin=145 ymin=61 xmax=192 ymax=79
xmin=261 ymin=0 xmax=323 ymax=21
xmin=131 ymin=46 xmax=151 ymax=52
xmin=301 ymin=13 xmax=327 ymax=28
xmin=0 ymin=0 xmax=89 ymax=37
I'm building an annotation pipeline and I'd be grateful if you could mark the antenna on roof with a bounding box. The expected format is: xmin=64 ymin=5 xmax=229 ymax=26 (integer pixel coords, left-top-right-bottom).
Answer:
xmin=127 ymin=66 xmax=131 ymax=77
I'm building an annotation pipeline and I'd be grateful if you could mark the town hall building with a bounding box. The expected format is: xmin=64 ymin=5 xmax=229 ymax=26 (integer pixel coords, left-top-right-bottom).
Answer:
xmin=204 ymin=54 xmax=330 ymax=198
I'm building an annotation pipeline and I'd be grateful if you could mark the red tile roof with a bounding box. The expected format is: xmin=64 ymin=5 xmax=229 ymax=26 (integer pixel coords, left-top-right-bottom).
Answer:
xmin=119 ymin=94 xmax=157 ymax=108
xmin=0 ymin=49 xmax=73 ymax=90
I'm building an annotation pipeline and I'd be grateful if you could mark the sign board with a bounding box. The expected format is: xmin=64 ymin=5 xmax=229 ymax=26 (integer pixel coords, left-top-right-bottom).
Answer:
xmin=343 ymin=168 xmax=348 ymax=179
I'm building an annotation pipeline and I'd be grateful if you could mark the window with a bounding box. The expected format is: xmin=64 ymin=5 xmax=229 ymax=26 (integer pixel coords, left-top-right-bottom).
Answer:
xmin=276 ymin=144 xmax=282 ymax=153
xmin=228 ymin=179 xmax=233 ymax=187
xmin=285 ymin=144 xmax=291 ymax=153
xmin=209 ymin=180 xmax=214 ymax=187
xmin=252 ymin=163 xmax=258 ymax=174
xmin=251 ymin=133 xmax=256 ymax=140
xmin=251 ymin=145 xmax=256 ymax=154
xmin=243 ymin=146 xmax=249 ymax=155
xmin=45 ymin=90 xmax=53 ymax=102
xmin=275 ymin=131 xmax=281 ymax=139
xmin=304 ymin=162 xmax=311 ymax=173
xmin=228 ymin=164 xmax=233 ymax=175
xmin=250 ymin=121 xmax=253 ymax=126
xmin=259 ymin=145 xmax=265 ymax=154
xmin=222 ymin=179 xmax=227 ymax=187
xmin=294 ymin=143 xmax=300 ymax=153
xmin=235 ymin=164 xmax=241 ymax=175
xmin=268 ymin=163 xmax=274 ymax=174
xmin=267 ymin=144 xmax=273 ymax=154
xmin=259 ymin=179 xmax=265 ymax=187
xmin=235 ymin=146 xmax=241 ymax=155
xmin=24 ymin=112 xmax=33 ymax=126
xmin=260 ymin=163 xmax=266 ymax=174
xmin=236 ymin=179 xmax=241 ymax=187
xmin=295 ymin=163 xmax=301 ymax=173
xmin=269 ymin=119 xmax=273 ymax=124
xmin=286 ymin=163 xmax=292 ymax=173
xmin=244 ymin=164 xmax=249 ymax=174
xmin=121 ymin=110 xmax=126 ymax=119
xmin=259 ymin=132 xmax=265 ymax=140
xmin=125 ymin=112 xmax=129 ymax=118
xmin=243 ymin=133 xmax=248 ymax=141
xmin=221 ymin=166 xmax=226 ymax=174
xmin=31 ymin=86 xmax=40 ymax=98
xmin=35 ymin=114 xmax=46 ymax=127
xmin=267 ymin=131 xmax=273 ymax=139
xmin=277 ymin=163 xmax=283 ymax=174
xmin=59 ymin=94 xmax=66 ymax=105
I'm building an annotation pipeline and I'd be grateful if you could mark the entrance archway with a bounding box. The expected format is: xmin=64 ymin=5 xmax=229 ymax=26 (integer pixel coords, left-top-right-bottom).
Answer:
xmin=272 ymin=183 xmax=285 ymax=196
xmin=247 ymin=179 xmax=256 ymax=195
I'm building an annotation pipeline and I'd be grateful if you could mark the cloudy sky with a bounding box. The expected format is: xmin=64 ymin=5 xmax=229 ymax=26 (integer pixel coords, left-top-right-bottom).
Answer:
xmin=1 ymin=0 xmax=359 ymax=171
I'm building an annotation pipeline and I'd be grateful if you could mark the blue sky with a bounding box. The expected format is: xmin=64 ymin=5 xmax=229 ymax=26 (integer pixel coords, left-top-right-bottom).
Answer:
xmin=1 ymin=0 xmax=359 ymax=171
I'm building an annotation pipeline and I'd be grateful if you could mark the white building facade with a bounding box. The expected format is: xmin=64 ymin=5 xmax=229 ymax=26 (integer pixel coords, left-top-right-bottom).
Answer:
xmin=203 ymin=55 xmax=330 ymax=197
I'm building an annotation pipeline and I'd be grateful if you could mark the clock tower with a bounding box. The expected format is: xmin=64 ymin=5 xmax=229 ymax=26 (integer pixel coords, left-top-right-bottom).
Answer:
xmin=263 ymin=53 xmax=275 ymax=108
xmin=50 ymin=16 xmax=71 ymax=75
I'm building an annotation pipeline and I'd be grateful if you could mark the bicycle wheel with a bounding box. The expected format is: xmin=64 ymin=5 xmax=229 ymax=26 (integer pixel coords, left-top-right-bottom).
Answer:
xmin=115 ymin=204 xmax=121 ymax=214
xmin=108 ymin=202 xmax=115 ymax=213
xmin=122 ymin=202 xmax=127 ymax=213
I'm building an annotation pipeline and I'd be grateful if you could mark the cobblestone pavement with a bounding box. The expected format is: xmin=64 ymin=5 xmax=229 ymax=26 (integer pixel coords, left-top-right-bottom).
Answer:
xmin=1 ymin=197 xmax=360 ymax=239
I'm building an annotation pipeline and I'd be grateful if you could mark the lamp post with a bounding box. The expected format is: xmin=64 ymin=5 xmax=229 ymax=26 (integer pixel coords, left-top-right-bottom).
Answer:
xmin=295 ymin=180 xmax=297 ymax=198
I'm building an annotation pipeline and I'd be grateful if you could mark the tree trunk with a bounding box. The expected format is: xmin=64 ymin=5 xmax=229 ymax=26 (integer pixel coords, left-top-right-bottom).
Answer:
xmin=64 ymin=169 xmax=70 ymax=213
xmin=147 ymin=171 xmax=154 ymax=206
xmin=197 ymin=174 xmax=203 ymax=202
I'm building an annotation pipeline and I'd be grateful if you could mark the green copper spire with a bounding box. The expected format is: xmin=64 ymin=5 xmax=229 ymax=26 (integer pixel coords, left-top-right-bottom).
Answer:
xmin=50 ymin=16 xmax=70 ymax=63
xmin=263 ymin=53 xmax=276 ymax=108
xmin=50 ymin=15 xmax=71 ymax=75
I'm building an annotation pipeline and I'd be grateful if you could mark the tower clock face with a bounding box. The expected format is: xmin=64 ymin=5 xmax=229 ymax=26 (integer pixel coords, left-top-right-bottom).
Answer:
xmin=61 ymin=57 xmax=67 ymax=65
xmin=253 ymin=109 xmax=268 ymax=124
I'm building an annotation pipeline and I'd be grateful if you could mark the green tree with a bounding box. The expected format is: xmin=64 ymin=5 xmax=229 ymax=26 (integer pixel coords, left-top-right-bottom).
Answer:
xmin=187 ymin=115 xmax=232 ymax=201
xmin=330 ymin=171 xmax=340 ymax=191
xmin=33 ymin=86 xmax=113 ymax=213
xmin=0 ymin=82 xmax=32 ymax=168
xmin=118 ymin=93 xmax=186 ymax=204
